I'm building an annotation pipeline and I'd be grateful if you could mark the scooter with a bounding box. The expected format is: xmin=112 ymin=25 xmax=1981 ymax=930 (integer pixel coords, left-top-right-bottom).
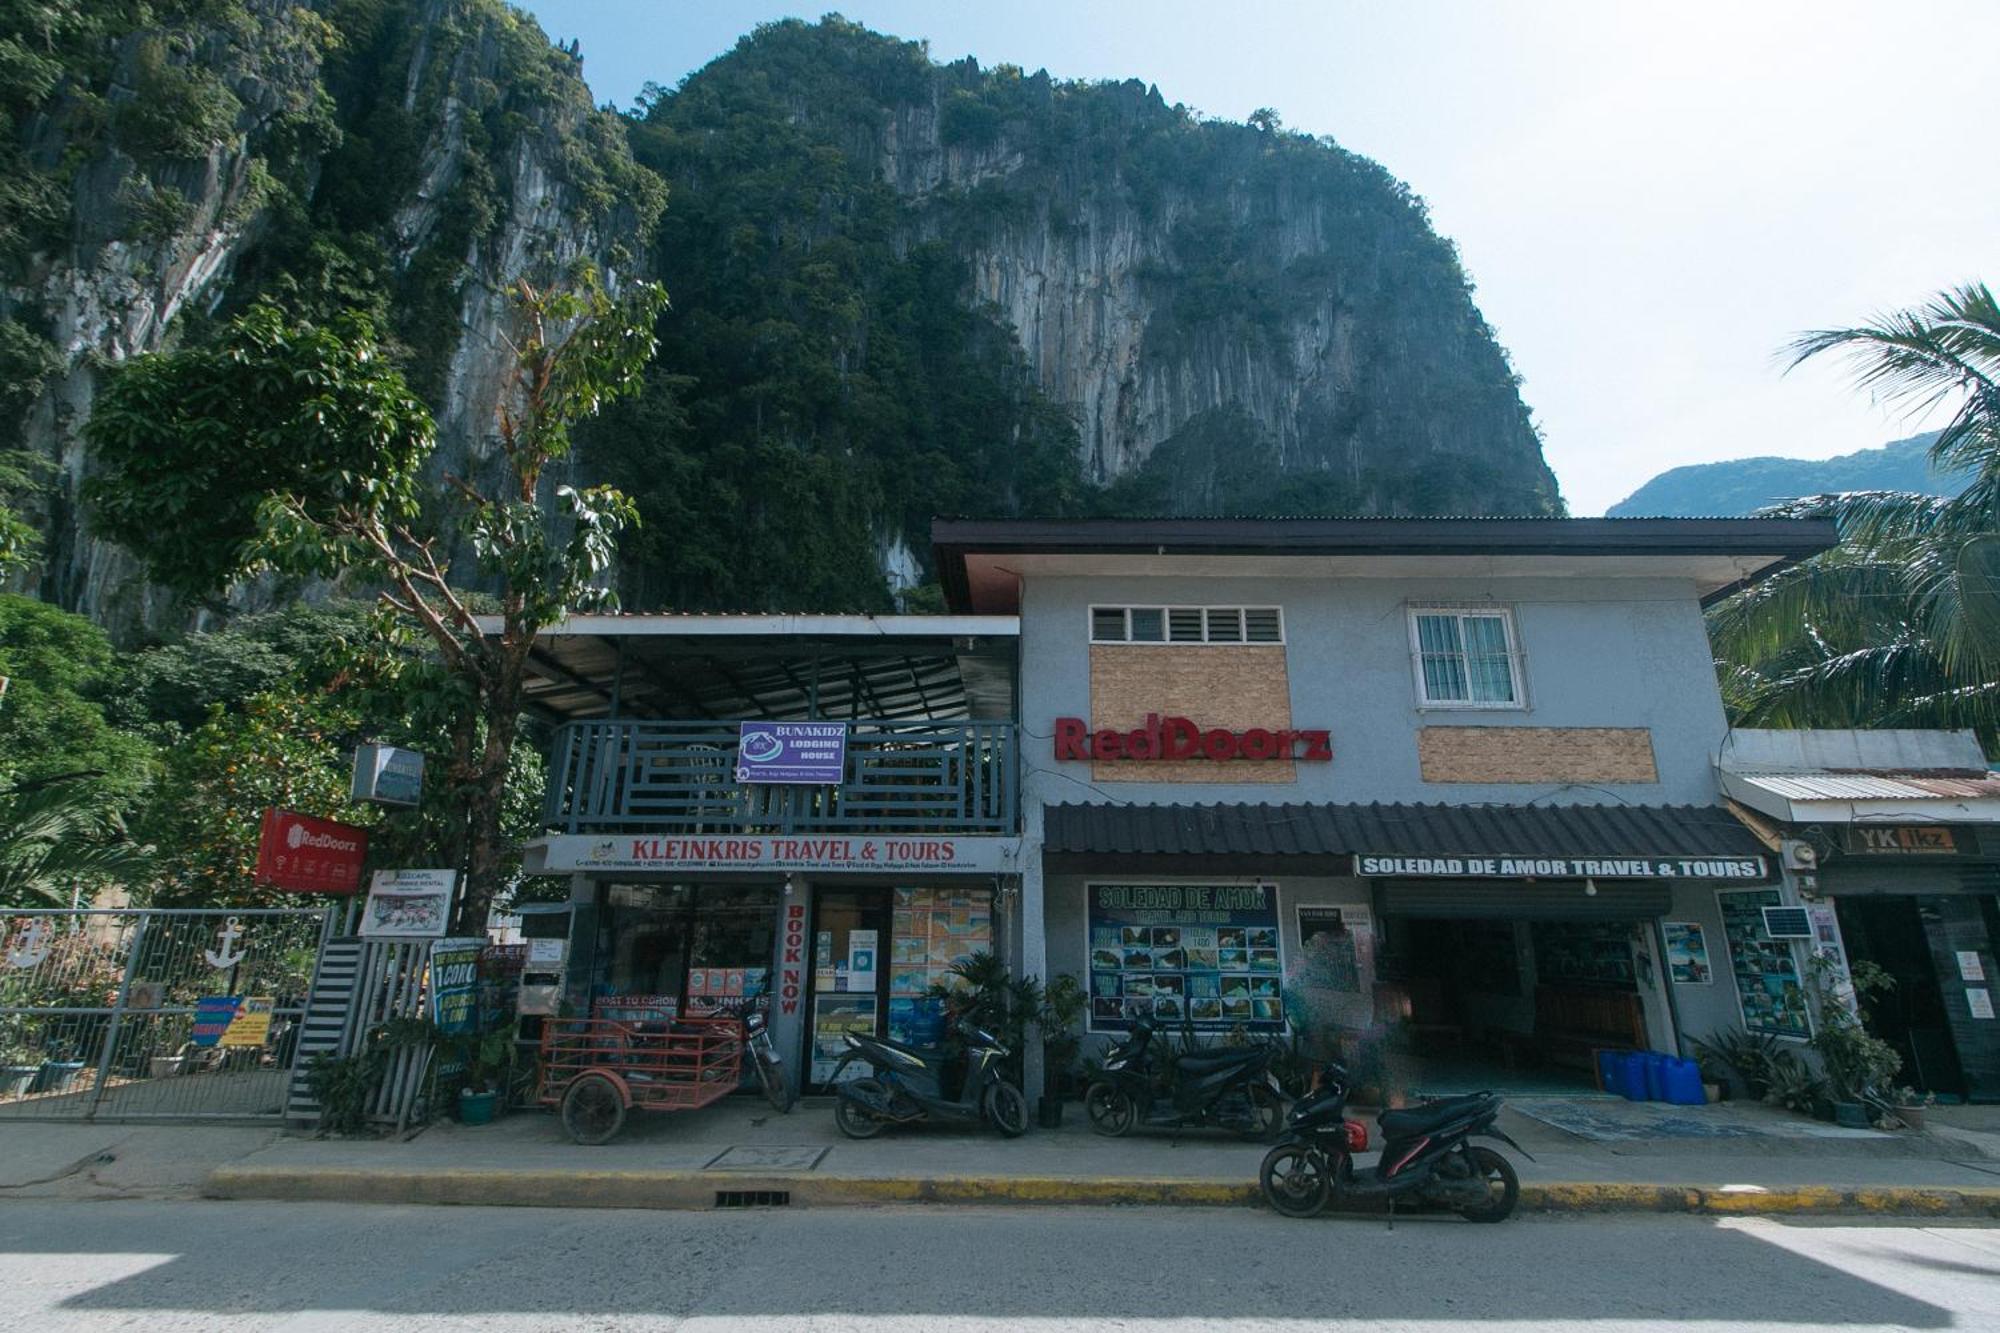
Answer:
xmin=832 ymin=1019 xmax=1028 ymax=1138
xmin=1084 ymin=1017 xmax=1285 ymax=1140
xmin=1258 ymin=1060 xmax=1530 ymax=1223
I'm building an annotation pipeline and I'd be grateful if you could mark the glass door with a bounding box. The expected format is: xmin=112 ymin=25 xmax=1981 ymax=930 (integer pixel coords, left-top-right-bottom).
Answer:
xmin=804 ymin=888 xmax=890 ymax=1092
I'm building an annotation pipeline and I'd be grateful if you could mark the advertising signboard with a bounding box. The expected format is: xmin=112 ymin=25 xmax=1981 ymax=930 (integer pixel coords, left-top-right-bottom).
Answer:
xmin=1086 ymin=883 xmax=1284 ymax=1035
xmin=359 ymin=869 xmax=457 ymax=939
xmin=351 ymin=743 xmax=425 ymax=808
xmin=253 ymin=809 xmax=369 ymax=894
xmin=735 ymin=722 xmax=847 ymax=784
xmin=429 ymin=937 xmax=484 ymax=1035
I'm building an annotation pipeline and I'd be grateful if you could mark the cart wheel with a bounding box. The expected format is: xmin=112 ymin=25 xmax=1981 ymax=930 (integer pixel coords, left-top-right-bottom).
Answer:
xmin=561 ymin=1074 xmax=627 ymax=1145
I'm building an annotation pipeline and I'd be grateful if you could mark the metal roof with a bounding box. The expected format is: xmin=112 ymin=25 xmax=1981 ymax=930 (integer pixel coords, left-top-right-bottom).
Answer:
xmin=1044 ymin=801 xmax=1769 ymax=863
xmin=1726 ymin=771 xmax=2000 ymax=802
xmin=933 ymin=516 xmax=1838 ymax=613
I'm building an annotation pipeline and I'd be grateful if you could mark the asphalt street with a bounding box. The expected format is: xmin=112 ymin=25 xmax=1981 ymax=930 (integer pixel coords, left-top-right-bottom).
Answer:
xmin=0 ymin=1200 xmax=1996 ymax=1331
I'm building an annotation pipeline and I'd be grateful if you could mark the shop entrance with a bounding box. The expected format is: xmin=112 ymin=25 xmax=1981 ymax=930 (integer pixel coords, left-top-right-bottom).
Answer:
xmin=1377 ymin=914 xmax=1650 ymax=1096
xmin=1834 ymin=896 xmax=1969 ymax=1098
xmin=801 ymin=883 xmax=1001 ymax=1094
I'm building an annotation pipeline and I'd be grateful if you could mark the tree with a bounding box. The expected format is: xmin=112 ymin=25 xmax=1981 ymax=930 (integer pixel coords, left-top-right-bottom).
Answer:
xmin=1709 ymin=282 xmax=2000 ymax=747
xmin=86 ymin=267 xmax=665 ymax=928
xmin=0 ymin=779 xmax=153 ymax=908
xmin=0 ymin=594 xmax=152 ymax=806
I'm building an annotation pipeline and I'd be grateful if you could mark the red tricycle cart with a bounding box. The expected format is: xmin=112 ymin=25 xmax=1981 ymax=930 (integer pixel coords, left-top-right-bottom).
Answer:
xmin=537 ymin=1013 xmax=743 ymax=1144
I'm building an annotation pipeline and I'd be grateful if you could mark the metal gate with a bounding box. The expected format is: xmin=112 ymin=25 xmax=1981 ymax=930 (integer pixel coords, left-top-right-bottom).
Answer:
xmin=0 ymin=908 xmax=331 ymax=1122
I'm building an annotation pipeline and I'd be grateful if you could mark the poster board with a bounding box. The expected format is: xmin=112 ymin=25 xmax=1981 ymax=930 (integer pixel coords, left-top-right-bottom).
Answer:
xmin=359 ymin=869 xmax=457 ymax=939
xmin=1296 ymin=906 xmax=1362 ymax=993
xmin=1718 ymin=888 xmax=1809 ymax=1038
xmin=1086 ymin=883 xmax=1284 ymax=1034
xmin=886 ymin=886 xmax=992 ymax=1045
xmin=810 ymin=994 xmax=878 ymax=1085
xmin=429 ymin=938 xmax=483 ymax=1035
xmin=1662 ymin=922 xmax=1713 ymax=985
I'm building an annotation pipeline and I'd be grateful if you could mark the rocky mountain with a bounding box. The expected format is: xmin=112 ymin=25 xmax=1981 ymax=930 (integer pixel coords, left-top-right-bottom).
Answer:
xmin=1606 ymin=431 xmax=1965 ymax=517
xmin=2 ymin=5 xmax=1560 ymax=633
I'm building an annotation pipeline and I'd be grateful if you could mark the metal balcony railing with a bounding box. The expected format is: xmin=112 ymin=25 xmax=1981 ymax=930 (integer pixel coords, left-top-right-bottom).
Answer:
xmin=542 ymin=720 xmax=1018 ymax=835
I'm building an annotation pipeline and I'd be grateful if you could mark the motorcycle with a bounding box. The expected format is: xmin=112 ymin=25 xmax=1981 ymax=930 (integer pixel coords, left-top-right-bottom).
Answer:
xmin=710 ymin=994 xmax=792 ymax=1114
xmin=1083 ymin=1017 xmax=1285 ymax=1140
xmin=832 ymin=1019 xmax=1028 ymax=1138
xmin=1258 ymin=1060 xmax=1529 ymax=1223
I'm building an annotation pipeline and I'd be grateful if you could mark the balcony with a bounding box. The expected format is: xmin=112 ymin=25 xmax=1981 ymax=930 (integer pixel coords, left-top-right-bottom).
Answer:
xmin=543 ymin=719 xmax=1018 ymax=835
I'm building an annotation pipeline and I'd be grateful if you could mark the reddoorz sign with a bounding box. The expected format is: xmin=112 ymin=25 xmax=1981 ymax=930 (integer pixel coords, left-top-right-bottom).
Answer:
xmin=1055 ymin=713 xmax=1332 ymax=763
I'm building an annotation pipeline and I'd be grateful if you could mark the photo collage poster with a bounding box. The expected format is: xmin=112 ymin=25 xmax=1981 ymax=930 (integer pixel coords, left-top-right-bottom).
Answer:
xmin=1086 ymin=883 xmax=1285 ymax=1034
xmin=887 ymin=886 xmax=993 ymax=1046
xmin=1717 ymin=889 xmax=1809 ymax=1038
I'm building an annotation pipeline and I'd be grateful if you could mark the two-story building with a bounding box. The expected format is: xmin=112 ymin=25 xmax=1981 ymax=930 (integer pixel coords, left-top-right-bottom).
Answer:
xmin=935 ymin=515 xmax=1837 ymax=1096
xmin=511 ymin=514 xmax=1839 ymax=1103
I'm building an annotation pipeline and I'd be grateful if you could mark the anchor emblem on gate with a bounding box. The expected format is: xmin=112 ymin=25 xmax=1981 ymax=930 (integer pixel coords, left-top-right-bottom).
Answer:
xmin=4 ymin=918 xmax=51 ymax=969
xmin=204 ymin=916 xmax=247 ymax=970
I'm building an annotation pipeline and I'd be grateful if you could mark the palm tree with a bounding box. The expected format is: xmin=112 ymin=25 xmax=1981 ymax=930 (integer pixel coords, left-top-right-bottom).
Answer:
xmin=1708 ymin=283 xmax=2000 ymax=747
xmin=0 ymin=780 xmax=154 ymax=909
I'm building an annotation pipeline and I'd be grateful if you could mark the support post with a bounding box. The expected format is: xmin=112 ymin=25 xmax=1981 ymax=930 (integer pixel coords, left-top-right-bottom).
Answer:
xmin=1019 ymin=849 xmax=1047 ymax=1103
xmin=86 ymin=915 xmax=149 ymax=1120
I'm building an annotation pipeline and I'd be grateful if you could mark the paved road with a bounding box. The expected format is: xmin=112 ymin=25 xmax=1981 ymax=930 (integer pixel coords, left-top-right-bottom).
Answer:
xmin=0 ymin=1200 xmax=1996 ymax=1331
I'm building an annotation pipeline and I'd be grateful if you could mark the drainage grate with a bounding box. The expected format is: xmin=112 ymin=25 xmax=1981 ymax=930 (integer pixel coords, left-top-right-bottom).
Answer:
xmin=714 ymin=1190 xmax=791 ymax=1209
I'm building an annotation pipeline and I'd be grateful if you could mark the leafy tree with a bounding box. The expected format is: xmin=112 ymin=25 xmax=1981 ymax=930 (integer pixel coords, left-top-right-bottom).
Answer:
xmin=0 ymin=779 xmax=153 ymax=909
xmin=1710 ymin=282 xmax=2000 ymax=746
xmin=85 ymin=269 xmax=664 ymax=928
xmin=0 ymin=595 xmax=152 ymax=806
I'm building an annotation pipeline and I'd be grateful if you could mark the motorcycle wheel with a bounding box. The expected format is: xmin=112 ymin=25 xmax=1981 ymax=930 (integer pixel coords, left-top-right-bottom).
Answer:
xmin=753 ymin=1049 xmax=793 ymax=1114
xmin=1259 ymin=1142 xmax=1333 ymax=1218
xmin=1238 ymin=1081 xmax=1284 ymax=1141
xmin=834 ymin=1078 xmax=890 ymax=1139
xmin=985 ymin=1080 xmax=1029 ymax=1138
xmin=560 ymin=1074 xmax=627 ymax=1146
xmin=1456 ymin=1146 xmax=1519 ymax=1223
xmin=1083 ymin=1081 xmax=1137 ymax=1137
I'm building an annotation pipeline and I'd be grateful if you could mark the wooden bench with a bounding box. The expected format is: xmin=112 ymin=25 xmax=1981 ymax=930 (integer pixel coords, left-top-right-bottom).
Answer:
xmin=1531 ymin=985 xmax=1645 ymax=1072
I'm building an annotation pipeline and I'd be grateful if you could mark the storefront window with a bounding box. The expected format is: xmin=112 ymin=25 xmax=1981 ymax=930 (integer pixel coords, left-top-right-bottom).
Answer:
xmin=1531 ymin=921 xmax=1636 ymax=988
xmin=1718 ymin=888 xmax=1811 ymax=1038
xmin=593 ymin=883 xmax=779 ymax=1019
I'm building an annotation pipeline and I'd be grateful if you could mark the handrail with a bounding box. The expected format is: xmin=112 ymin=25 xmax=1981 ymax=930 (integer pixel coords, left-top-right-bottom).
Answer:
xmin=542 ymin=719 xmax=1018 ymax=835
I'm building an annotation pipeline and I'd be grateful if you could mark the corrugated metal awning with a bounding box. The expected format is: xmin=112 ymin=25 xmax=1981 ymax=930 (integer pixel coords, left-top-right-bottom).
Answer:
xmin=1044 ymin=801 xmax=1768 ymax=872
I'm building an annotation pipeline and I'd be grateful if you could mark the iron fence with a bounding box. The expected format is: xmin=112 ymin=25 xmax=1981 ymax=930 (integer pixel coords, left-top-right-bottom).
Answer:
xmin=0 ymin=908 xmax=330 ymax=1122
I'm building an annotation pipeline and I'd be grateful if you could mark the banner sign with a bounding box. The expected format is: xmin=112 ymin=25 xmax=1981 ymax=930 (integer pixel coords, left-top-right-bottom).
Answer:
xmin=191 ymin=996 xmax=241 ymax=1048
xmin=780 ymin=902 xmax=807 ymax=1016
xmin=221 ymin=996 xmax=274 ymax=1048
xmin=1086 ymin=883 xmax=1285 ymax=1035
xmin=735 ymin=722 xmax=847 ymax=784
xmin=359 ymin=869 xmax=457 ymax=938
xmin=429 ymin=937 xmax=483 ymax=1035
xmin=1662 ymin=922 xmax=1713 ymax=985
xmin=1355 ymin=854 xmax=1766 ymax=880
xmin=351 ymin=743 xmax=425 ymax=808
xmin=253 ymin=809 xmax=369 ymax=895
xmin=526 ymin=834 xmax=1021 ymax=876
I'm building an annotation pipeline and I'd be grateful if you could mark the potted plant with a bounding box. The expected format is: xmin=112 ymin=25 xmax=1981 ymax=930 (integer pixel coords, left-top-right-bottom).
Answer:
xmin=1804 ymin=953 xmax=1902 ymax=1128
xmin=1887 ymin=1086 xmax=1935 ymax=1131
xmin=455 ymin=1029 xmax=514 ymax=1126
xmin=2 ymin=1038 xmax=39 ymax=1098
xmin=33 ymin=1040 xmax=86 ymax=1094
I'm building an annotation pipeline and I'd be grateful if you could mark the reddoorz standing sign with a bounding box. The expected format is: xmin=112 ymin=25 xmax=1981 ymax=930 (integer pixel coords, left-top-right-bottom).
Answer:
xmin=1054 ymin=713 xmax=1332 ymax=763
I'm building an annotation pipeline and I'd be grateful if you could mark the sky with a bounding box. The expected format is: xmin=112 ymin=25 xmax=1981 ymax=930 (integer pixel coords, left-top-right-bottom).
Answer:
xmin=518 ymin=1 xmax=1999 ymax=514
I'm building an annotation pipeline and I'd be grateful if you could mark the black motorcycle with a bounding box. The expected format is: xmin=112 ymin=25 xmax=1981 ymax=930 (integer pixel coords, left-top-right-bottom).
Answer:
xmin=1259 ymin=1061 xmax=1529 ymax=1222
xmin=832 ymin=1019 xmax=1028 ymax=1138
xmin=1083 ymin=1018 xmax=1285 ymax=1140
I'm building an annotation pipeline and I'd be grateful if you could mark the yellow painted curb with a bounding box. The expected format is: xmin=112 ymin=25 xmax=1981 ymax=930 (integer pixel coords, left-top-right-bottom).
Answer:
xmin=203 ymin=1166 xmax=2000 ymax=1217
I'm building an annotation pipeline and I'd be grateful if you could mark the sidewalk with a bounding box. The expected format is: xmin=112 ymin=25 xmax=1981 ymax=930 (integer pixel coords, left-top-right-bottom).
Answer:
xmin=9 ymin=1095 xmax=2000 ymax=1216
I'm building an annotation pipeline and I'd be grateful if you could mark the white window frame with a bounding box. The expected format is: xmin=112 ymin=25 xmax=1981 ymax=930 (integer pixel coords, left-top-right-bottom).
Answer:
xmin=1406 ymin=604 xmax=1528 ymax=710
xmin=1087 ymin=605 xmax=1285 ymax=646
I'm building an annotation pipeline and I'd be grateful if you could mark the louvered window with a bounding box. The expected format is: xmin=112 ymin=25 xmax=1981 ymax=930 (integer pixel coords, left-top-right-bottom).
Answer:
xmin=1089 ymin=606 xmax=1284 ymax=645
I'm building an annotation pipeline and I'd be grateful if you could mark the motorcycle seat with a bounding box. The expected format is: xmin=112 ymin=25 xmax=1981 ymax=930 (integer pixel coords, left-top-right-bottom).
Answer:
xmin=868 ymin=1034 xmax=952 ymax=1064
xmin=1175 ymin=1047 xmax=1265 ymax=1072
xmin=1377 ymin=1093 xmax=1497 ymax=1138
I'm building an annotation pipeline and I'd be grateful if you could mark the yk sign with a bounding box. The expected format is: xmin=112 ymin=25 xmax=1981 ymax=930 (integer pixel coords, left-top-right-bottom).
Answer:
xmin=253 ymin=809 xmax=369 ymax=894
xmin=735 ymin=722 xmax=847 ymax=784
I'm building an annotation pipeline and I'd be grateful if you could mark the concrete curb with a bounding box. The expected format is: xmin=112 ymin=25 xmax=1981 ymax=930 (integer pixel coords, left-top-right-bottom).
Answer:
xmin=203 ymin=1165 xmax=2000 ymax=1217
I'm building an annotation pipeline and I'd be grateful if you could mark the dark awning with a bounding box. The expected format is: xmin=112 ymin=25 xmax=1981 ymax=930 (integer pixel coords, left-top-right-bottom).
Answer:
xmin=1043 ymin=802 xmax=1770 ymax=879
